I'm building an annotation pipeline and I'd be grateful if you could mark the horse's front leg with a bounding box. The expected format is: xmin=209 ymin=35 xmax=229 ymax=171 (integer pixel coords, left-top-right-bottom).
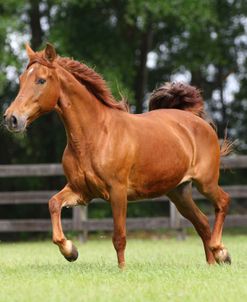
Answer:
xmin=110 ymin=186 xmax=127 ymax=268
xmin=48 ymin=185 xmax=83 ymax=261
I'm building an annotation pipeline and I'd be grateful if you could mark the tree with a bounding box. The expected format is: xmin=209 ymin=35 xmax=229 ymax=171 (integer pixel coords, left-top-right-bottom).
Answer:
xmin=1 ymin=0 xmax=247 ymax=160
xmin=148 ymin=0 xmax=247 ymax=140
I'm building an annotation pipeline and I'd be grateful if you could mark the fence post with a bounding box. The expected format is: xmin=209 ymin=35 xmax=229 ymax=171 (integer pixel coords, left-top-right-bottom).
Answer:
xmin=72 ymin=206 xmax=88 ymax=242
xmin=169 ymin=201 xmax=186 ymax=240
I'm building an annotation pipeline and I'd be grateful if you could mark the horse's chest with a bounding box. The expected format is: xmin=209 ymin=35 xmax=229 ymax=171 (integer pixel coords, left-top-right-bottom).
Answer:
xmin=62 ymin=153 xmax=109 ymax=201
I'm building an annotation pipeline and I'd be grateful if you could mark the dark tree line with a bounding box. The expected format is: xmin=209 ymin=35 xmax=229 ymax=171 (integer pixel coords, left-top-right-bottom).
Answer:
xmin=1 ymin=0 xmax=247 ymax=165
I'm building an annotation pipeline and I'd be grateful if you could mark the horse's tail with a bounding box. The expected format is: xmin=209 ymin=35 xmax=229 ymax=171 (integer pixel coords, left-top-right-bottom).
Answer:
xmin=220 ymin=129 xmax=235 ymax=157
xmin=220 ymin=139 xmax=234 ymax=157
xmin=148 ymin=82 xmax=205 ymax=118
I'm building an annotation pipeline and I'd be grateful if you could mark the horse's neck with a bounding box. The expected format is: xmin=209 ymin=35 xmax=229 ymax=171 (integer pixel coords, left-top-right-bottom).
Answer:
xmin=55 ymin=69 xmax=109 ymax=148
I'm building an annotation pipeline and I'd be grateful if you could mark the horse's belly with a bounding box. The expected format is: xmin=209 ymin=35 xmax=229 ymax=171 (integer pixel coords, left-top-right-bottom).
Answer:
xmin=127 ymin=159 xmax=189 ymax=200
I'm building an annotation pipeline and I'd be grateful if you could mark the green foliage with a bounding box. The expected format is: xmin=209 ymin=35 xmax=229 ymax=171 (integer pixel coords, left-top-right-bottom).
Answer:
xmin=148 ymin=0 xmax=247 ymax=140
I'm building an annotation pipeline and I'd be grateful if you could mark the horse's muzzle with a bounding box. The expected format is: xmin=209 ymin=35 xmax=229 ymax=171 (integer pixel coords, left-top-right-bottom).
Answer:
xmin=3 ymin=113 xmax=27 ymax=133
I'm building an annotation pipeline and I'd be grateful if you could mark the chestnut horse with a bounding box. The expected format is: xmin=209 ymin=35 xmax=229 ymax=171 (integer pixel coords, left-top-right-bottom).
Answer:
xmin=4 ymin=44 xmax=231 ymax=267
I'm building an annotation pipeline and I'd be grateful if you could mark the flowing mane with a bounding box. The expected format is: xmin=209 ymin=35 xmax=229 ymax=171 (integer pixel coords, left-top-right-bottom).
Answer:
xmin=56 ymin=57 xmax=127 ymax=111
xmin=27 ymin=52 xmax=128 ymax=112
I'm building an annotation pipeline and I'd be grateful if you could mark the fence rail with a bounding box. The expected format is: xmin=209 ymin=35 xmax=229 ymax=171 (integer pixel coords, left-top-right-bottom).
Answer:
xmin=0 ymin=156 xmax=247 ymax=236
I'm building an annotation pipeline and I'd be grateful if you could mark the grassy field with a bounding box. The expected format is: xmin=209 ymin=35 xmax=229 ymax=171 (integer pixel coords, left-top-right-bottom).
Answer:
xmin=0 ymin=232 xmax=247 ymax=302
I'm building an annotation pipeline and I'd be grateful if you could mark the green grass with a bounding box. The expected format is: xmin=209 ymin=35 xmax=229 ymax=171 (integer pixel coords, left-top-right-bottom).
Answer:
xmin=0 ymin=234 xmax=247 ymax=302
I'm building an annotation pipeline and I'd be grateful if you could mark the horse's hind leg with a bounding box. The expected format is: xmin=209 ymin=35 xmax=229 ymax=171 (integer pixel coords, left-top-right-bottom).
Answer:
xmin=195 ymin=181 xmax=231 ymax=264
xmin=167 ymin=182 xmax=215 ymax=264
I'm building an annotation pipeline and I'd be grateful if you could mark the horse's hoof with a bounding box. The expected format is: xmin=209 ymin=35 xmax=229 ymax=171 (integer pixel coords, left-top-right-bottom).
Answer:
xmin=64 ymin=244 xmax=79 ymax=262
xmin=118 ymin=262 xmax=125 ymax=269
xmin=59 ymin=240 xmax=79 ymax=262
xmin=214 ymin=248 xmax=231 ymax=265
xmin=223 ymin=252 xmax=231 ymax=265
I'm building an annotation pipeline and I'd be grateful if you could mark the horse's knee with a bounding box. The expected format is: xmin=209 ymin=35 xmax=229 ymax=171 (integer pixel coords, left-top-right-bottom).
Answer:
xmin=48 ymin=197 xmax=61 ymax=215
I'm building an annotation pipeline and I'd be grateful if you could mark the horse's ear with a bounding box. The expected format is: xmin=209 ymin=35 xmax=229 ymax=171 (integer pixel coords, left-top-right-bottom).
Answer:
xmin=25 ymin=44 xmax=35 ymax=59
xmin=44 ymin=43 xmax=57 ymax=62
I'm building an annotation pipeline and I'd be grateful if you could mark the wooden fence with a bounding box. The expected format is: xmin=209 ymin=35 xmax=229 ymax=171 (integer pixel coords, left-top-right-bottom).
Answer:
xmin=0 ymin=156 xmax=247 ymax=238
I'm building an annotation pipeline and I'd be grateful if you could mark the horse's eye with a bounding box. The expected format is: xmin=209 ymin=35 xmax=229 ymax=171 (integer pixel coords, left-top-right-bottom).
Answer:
xmin=37 ymin=78 xmax=46 ymax=84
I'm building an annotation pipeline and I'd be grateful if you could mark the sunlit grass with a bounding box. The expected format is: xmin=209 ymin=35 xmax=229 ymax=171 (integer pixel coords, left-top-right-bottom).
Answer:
xmin=0 ymin=234 xmax=246 ymax=302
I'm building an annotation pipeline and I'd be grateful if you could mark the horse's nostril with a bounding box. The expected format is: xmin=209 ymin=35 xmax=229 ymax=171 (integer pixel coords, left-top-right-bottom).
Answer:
xmin=11 ymin=115 xmax=18 ymax=128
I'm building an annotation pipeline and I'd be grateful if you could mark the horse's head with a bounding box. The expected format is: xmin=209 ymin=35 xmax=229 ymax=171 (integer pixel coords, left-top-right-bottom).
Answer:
xmin=4 ymin=43 xmax=60 ymax=133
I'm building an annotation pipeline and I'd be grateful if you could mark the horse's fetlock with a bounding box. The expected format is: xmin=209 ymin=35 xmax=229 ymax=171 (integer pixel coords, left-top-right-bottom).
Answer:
xmin=52 ymin=237 xmax=65 ymax=246
xmin=209 ymin=242 xmax=224 ymax=252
